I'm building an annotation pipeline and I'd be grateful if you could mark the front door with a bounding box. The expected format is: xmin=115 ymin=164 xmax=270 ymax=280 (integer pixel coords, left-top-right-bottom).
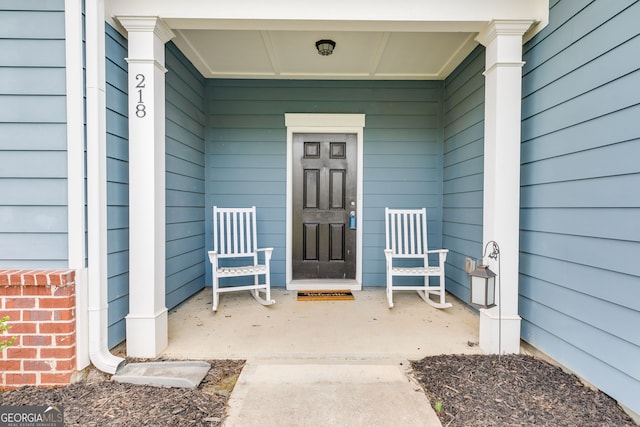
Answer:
xmin=292 ymin=133 xmax=357 ymax=279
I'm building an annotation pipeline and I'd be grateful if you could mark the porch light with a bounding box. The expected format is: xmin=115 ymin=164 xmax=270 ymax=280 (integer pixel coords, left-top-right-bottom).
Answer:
xmin=315 ymin=39 xmax=336 ymax=56
xmin=468 ymin=241 xmax=500 ymax=309
xmin=469 ymin=265 xmax=496 ymax=308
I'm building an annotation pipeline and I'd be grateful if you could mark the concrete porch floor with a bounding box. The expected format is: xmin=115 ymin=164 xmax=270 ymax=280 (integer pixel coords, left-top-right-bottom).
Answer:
xmin=163 ymin=287 xmax=483 ymax=360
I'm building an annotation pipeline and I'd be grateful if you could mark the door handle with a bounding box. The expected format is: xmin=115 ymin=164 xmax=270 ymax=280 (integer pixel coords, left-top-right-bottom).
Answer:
xmin=349 ymin=211 xmax=356 ymax=229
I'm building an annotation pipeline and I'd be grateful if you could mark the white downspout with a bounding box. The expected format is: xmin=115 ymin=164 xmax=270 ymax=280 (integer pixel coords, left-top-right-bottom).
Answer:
xmin=65 ymin=0 xmax=89 ymax=370
xmin=85 ymin=0 xmax=125 ymax=373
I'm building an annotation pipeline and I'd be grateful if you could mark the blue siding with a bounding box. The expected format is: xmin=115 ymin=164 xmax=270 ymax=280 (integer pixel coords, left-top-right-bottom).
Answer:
xmin=0 ymin=2 xmax=68 ymax=268
xmin=442 ymin=45 xmax=485 ymax=303
xmin=105 ymin=24 xmax=129 ymax=347
xmin=165 ymin=42 xmax=207 ymax=309
xmin=206 ymin=80 xmax=444 ymax=287
xmin=521 ymin=0 xmax=640 ymax=414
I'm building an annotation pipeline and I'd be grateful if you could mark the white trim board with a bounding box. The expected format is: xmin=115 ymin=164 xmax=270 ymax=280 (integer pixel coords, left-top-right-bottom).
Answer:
xmin=284 ymin=113 xmax=365 ymax=290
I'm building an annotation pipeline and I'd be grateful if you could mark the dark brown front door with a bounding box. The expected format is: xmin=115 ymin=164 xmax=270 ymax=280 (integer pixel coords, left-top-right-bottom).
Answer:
xmin=293 ymin=133 xmax=357 ymax=279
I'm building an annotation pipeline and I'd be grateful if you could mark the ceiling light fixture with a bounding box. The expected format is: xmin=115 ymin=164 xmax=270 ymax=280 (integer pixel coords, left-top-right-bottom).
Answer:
xmin=315 ymin=39 xmax=336 ymax=56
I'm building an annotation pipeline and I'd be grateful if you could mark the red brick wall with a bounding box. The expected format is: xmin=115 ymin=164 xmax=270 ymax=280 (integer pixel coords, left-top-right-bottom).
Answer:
xmin=0 ymin=269 xmax=77 ymax=388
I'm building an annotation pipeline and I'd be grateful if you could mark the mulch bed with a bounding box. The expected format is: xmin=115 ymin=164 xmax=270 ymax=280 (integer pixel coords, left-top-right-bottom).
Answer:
xmin=411 ymin=354 xmax=637 ymax=427
xmin=1 ymin=359 xmax=245 ymax=426
xmin=1 ymin=355 xmax=637 ymax=426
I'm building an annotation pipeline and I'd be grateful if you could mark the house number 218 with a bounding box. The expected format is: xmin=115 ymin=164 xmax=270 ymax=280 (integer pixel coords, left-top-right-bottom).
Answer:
xmin=135 ymin=74 xmax=146 ymax=118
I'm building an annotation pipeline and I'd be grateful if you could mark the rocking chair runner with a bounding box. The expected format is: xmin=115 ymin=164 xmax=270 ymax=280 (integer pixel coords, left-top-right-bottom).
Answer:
xmin=384 ymin=207 xmax=452 ymax=309
xmin=208 ymin=206 xmax=275 ymax=311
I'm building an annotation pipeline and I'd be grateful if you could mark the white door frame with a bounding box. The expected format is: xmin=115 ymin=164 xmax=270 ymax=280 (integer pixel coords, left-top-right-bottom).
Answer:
xmin=285 ymin=113 xmax=365 ymax=290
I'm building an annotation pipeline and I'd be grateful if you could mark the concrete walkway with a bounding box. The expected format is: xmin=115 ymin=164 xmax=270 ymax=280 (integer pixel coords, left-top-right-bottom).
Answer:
xmin=163 ymin=288 xmax=482 ymax=426
xmin=224 ymin=359 xmax=442 ymax=427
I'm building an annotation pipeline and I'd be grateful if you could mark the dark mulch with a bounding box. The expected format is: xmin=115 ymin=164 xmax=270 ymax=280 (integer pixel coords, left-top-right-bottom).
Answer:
xmin=1 ymin=359 xmax=245 ymax=426
xmin=1 ymin=355 xmax=637 ymax=426
xmin=411 ymin=354 xmax=637 ymax=427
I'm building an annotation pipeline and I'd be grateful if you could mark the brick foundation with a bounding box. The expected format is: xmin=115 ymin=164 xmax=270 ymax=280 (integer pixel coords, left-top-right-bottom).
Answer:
xmin=0 ymin=269 xmax=77 ymax=388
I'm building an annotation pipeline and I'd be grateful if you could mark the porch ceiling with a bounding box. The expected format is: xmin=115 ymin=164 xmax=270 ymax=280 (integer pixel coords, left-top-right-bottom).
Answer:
xmin=171 ymin=28 xmax=478 ymax=80
xmin=107 ymin=0 xmax=548 ymax=80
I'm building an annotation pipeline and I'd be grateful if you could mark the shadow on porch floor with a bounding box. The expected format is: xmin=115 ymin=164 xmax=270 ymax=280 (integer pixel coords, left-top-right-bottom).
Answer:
xmin=163 ymin=287 xmax=482 ymax=360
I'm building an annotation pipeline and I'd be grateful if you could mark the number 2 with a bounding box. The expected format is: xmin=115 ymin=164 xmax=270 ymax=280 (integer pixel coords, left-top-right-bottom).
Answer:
xmin=135 ymin=74 xmax=146 ymax=88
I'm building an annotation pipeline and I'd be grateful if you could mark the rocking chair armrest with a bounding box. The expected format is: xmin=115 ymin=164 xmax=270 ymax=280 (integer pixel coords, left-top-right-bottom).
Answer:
xmin=207 ymin=250 xmax=219 ymax=264
xmin=256 ymin=247 xmax=274 ymax=262
xmin=384 ymin=249 xmax=393 ymax=261
xmin=425 ymin=249 xmax=449 ymax=262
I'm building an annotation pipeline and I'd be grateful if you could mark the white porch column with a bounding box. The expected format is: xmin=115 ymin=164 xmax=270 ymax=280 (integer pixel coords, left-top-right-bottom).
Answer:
xmin=476 ymin=20 xmax=533 ymax=354
xmin=118 ymin=17 xmax=174 ymax=357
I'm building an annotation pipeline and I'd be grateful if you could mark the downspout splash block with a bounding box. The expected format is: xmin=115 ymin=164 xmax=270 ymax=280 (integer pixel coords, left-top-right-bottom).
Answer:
xmin=112 ymin=361 xmax=210 ymax=389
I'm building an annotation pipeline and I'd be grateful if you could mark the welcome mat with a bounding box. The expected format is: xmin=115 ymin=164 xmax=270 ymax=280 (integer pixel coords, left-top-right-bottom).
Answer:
xmin=297 ymin=290 xmax=355 ymax=301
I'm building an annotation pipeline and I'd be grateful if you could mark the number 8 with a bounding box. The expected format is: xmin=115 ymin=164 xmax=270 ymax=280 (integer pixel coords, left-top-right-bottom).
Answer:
xmin=136 ymin=104 xmax=146 ymax=118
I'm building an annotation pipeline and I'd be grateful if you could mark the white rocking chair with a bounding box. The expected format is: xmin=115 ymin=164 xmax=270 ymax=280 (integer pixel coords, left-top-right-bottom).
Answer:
xmin=384 ymin=208 xmax=452 ymax=309
xmin=208 ymin=206 xmax=275 ymax=311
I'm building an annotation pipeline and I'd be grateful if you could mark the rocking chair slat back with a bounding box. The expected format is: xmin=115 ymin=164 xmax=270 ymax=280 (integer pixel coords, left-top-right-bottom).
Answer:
xmin=385 ymin=208 xmax=428 ymax=259
xmin=214 ymin=207 xmax=257 ymax=258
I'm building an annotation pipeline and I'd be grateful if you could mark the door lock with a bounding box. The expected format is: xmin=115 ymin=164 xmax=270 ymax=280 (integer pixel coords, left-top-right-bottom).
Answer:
xmin=349 ymin=211 xmax=356 ymax=229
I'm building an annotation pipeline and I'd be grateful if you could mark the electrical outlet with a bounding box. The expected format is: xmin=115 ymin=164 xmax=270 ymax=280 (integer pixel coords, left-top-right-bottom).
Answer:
xmin=464 ymin=257 xmax=476 ymax=273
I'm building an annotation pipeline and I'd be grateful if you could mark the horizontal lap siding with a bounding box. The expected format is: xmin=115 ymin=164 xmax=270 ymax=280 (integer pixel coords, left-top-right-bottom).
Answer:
xmin=0 ymin=3 xmax=68 ymax=268
xmin=442 ymin=46 xmax=485 ymax=303
xmin=206 ymin=80 xmax=443 ymax=287
xmin=105 ymin=24 xmax=129 ymax=347
xmin=165 ymin=42 xmax=206 ymax=309
xmin=521 ymin=0 xmax=640 ymax=413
